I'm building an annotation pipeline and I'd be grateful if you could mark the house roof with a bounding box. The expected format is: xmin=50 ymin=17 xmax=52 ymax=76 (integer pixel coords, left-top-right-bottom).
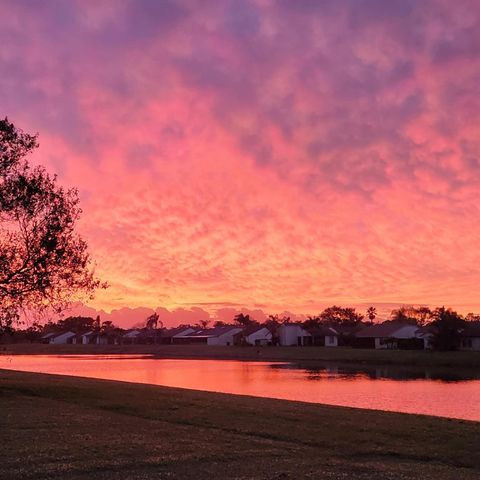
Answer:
xmin=355 ymin=322 xmax=414 ymax=338
xmin=305 ymin=326 xmax=338 ymax=337
xmin=124 ymin=329 xmax=141 ymax=338
xmin=163 ymin=326 xmax=193 ymax=338
xmin=41 ymin=332 xmax=56 ymax=339
xmin=461 ymin=322 xmax=480 ymax=337
xmin=241 ymin=324 xmax=268 ymax=336
xmin=185 ymin=325 xmax=242 ymax=338
xmin=332 ymin=324 xmax=365 ymax=335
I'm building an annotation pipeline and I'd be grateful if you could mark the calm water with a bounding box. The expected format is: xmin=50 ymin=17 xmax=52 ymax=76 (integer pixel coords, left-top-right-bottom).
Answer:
xmin=1 ymin=355 xmax=479 ymax=421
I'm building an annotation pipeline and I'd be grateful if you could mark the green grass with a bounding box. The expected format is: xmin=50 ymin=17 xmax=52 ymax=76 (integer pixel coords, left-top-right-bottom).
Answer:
xmin=2 ymin=343 xmax=480 ymax=370
xmin=0 ymin=369 xmax=479 ymax=479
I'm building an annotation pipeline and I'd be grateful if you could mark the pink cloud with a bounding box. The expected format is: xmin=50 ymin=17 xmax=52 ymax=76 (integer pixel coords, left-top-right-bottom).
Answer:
xmin=2 ymin=0 xmax=480 ymax=317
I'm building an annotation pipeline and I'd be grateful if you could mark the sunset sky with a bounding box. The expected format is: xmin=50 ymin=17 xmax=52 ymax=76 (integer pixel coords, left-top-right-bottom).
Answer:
xmin=2 ymin=0 xmax=480 ymax=326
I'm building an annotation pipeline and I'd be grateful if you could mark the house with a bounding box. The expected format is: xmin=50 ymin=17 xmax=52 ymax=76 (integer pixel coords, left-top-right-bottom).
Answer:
xmin=333 ymin=323 xmax=365 ymax=347
xmin=459 ymin=322 xmax=480 ymax=351
xmin=354 ymin=322 xmax=423 ymax=349
xmin=42 ymin=331 xmax=76 ymax=344
xmin=174 ymin=325 xmax=243 ymax=346
xmin=304 ymin=326 xmax=339 ymax=347
xmin=278 ymin=323 xmax=311 ymax=346
xmin=122 ymin=329 xmax=142 ymax=344
xmin=72 ymin=331 xmax=96 ymax=345
xmin=40 ymin=332 xmax=56 ymax=344
xmin=234 ymin=325 xmax=272 ymax=346
xmin=415 ymin=326 xmax=435 ymax=350
xmin=161 ymin=326 xmax=197 ymax=344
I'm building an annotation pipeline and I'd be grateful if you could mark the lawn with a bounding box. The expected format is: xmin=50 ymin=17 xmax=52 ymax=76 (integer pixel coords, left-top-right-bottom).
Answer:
xmin=1 ymin=369 xmax=479 ymax=479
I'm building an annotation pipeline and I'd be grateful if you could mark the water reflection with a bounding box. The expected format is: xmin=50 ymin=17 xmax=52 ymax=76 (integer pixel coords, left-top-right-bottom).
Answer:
xmin=271 ymin=362 xmax=480 ymax=382
xmin=1 ymin=355 xmax=479 ymax=421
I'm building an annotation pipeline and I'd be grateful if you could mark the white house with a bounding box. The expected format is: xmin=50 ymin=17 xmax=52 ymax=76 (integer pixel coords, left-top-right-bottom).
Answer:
xmin=306 ymin=326 xmax=339 ymax=347
xmin=278 ymin=323 xmax=311 ymax=346
xmin=355 ymin=322 xmax=422 ymax=349
xmin=47 ymin=331 xmax=76 ymax=344
xmin=235 ymin=326 xmax=272 ymax=346
xmin=74 ymin=331 xmax=95 ymax=344
xmin=169 ymin=327 xmax=196 ymax=342
xmin=175 ymin=326 xmax=243 ymax=346
xmin=459 ymin=323 xmax=480 ymax=351
xmin=40 ymin=332 xmax=56 ymax=344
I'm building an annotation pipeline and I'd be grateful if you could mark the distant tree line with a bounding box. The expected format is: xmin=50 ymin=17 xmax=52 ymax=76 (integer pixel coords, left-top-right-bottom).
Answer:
xmin=1 ymin=304 xmax=477 ymax=351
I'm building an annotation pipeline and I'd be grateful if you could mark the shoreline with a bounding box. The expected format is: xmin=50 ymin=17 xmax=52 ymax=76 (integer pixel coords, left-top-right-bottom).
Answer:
xmin=1 ymin=369 xmax=479 ymax=479
xmin=2 ymin=343 xmax=480 ymax=371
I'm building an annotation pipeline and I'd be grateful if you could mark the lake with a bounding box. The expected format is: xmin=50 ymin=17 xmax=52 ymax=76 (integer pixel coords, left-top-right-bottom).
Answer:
xmin=1 ymin=354 xmax=479 ymax=421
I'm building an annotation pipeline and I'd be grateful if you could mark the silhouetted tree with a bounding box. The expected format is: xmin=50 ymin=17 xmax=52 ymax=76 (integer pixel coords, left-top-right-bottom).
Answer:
xmin=303 ymin=315 xmax=321 ymax=329
xmin=234 ymin=313 xmax=254 ymax=326
xmin=366 ymin=307 xmax=377 ymax=323
xmin=390 ymin=306 xmax=432 ymax=326
xmin=319 ymin=306 xmax=364 ymax=326
xmin=57 ymin=316 xmax=96 ymax=333
xmin=197 ymin=319 xmax=210 ymax=329
xmin=0 ymin=118 xmax=105 ymax=333
xmin=430 ymin=307 xmax=465 ymax=351
xmin=213 ymin=320 xmax=227 ymax=327
xmin=145 ymin=312 xmax=162 ymax=329
xmin=101 ymin=320 xmax=114 ymax=333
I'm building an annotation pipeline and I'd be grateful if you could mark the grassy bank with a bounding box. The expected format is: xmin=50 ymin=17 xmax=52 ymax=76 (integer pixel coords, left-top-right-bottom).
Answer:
xmin=0 ymin=370 xmax=479 ymax=480
xmin=2 ymin=342 xmax=480 ymax=370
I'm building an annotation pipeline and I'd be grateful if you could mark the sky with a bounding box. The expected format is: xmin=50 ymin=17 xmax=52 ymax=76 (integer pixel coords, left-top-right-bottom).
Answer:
xmin=2 ymin=0 xmax=480 ymax=327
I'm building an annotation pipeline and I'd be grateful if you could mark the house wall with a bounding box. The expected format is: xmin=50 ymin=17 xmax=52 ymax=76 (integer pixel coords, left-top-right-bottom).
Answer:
xmin=460 ymin=337 xmax=480 ymax=351
xmin=245 ymin=328 xmax=272 ymax=346
xmin=325 ymin=335 xmax=338 ymax=347
xmin=278 ymin=325 xmax=310 ymax=346
xmin=173 ymin=336 xmax=208 ymax=345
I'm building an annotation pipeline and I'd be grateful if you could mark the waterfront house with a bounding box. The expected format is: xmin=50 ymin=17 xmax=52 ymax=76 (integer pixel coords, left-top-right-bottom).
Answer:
xmin=415 ymin=326 xmax=435 ymax=350
xmin=162 ymin=326 xmax=197 ymax=344
xmin=234 ymin=325 xmax=272 ymax=346
xmin=74 ymin=331 xmax=96 ymax=344
xmin=40 ymin=332 xmax=56 ymax=344
xmin=304 ymin=326 xmax=339 ymax=347
xmin=122 ymin=329 xmax=142 ymax=344
xmin=43 ymin=331 xmax=76 ymax=344
xmin=459 ymin=322 xmax=480 ymax=351
xmin=354 ymin=322 xmax=423 ymax=349
xmin=173 ymin=325 xmax=243 ymax=346
xmin=278 ymin=323 xmax=311 ymax=346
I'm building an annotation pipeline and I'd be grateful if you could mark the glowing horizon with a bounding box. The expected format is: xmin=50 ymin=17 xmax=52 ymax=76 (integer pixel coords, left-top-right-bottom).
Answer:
xmin=2 ymin=0 xmax=480 ymax=320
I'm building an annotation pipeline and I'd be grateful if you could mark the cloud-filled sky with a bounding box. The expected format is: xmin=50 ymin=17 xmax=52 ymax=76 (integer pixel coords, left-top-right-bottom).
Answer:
xmin=2 ymin=0 xmax=480 ymax=325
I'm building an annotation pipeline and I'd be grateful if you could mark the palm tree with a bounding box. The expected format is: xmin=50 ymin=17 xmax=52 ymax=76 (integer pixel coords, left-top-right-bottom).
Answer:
xmin=366 ymin=307 xmax=377 ymax=323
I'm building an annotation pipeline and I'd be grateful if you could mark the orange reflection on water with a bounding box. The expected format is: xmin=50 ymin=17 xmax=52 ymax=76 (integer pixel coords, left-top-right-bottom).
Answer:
xmin=1 ymin=355 xmax=479 ymax=421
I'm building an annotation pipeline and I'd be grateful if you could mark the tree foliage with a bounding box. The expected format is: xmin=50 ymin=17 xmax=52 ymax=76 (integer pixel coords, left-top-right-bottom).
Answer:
xmin=366 ymin=306 xmax=377 ymax=322
xmin=234 ymin=313 xmax=255 ymax=327
xmin=390 ymin=306 xmax=432 ymax=326
xmin=145 ymin=312 xmax=162 ymax=329
xmin=319 ymin=305 xmax=364 ymax=326
xmin=0 ymin=118 xmax=104 ymax=332
xmin=430 ymin=307 xmax=465 ymax=351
